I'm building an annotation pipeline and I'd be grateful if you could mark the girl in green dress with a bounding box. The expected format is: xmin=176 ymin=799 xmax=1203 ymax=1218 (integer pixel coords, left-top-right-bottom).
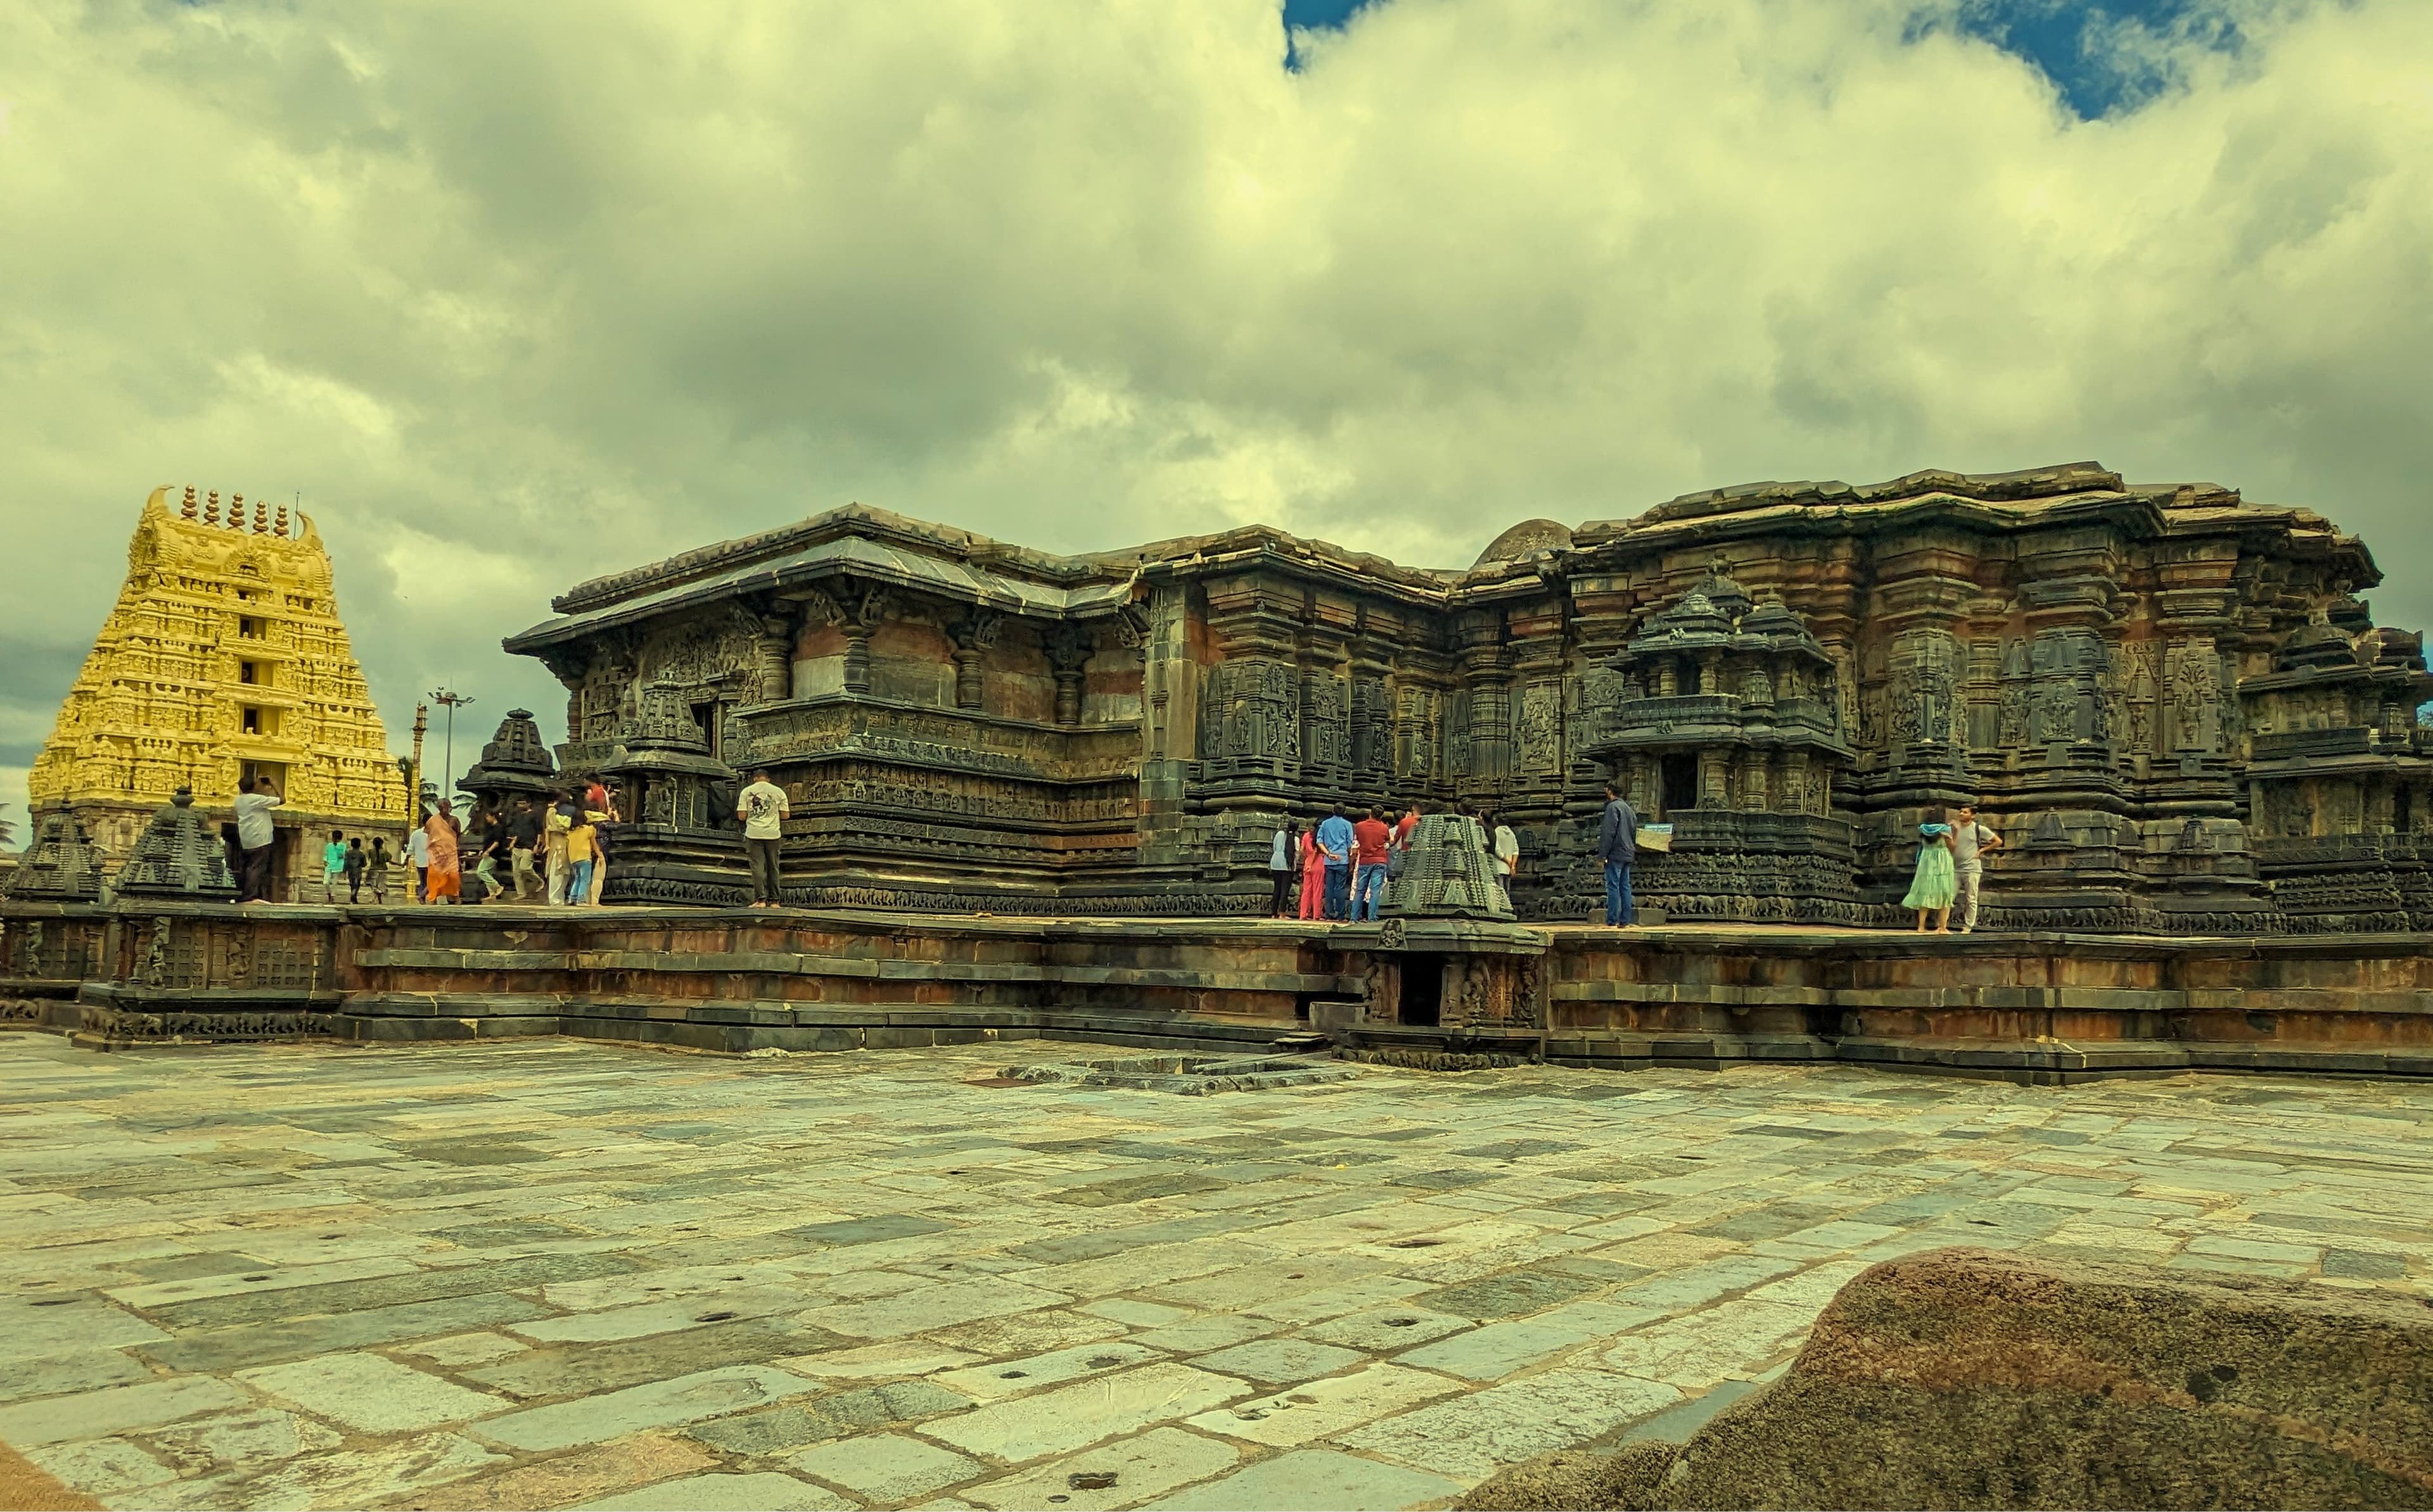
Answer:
xmin=1903 ymin=804 xmax=1958 ymax=933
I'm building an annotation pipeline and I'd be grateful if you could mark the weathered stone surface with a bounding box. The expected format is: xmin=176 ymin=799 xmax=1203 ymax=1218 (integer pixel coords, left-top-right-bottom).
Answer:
xmin=489 ymin=467 xmax=2433 ymax=932
xmin=8 ymin=1032 xmax=2429 ymax=1511
xmin=479 ymin=1365 xmax=817 ymax=1452
xmin=1153 ymin=1448 xmax=1465 ymax=1511
xmin=787 ymin=1431 xmax=981 ymax=1502
xmin=923 ymin=1363 xmax=1249 ymax=1462
xmin=237 ymin=1350 xmax=511 ymax=1433
xmin=1460 ymin=1247 xmax=2433 ymax=1510
xmin=573 ymin=1470 xmax=850 ymax=1511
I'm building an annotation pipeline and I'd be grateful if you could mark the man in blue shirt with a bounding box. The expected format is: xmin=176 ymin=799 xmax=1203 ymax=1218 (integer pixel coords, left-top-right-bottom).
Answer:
xmin=1596 ymin=780 xmax=1639 ymax=927
xmin=1315 ymin=805 xmax=1356 ymax=922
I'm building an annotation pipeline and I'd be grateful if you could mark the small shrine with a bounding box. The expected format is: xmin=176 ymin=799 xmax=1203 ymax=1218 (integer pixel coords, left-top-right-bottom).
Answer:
xmin=2242 ymin=606 xmax=2433 ymax=931
xmin=1587 ymin=566 xmax=1860 ymax=924
xmin=597 ymin=684 xmax=745 ymax=904
xmin=457 ymin=708 xmax=559 ymax=816
xmin=113 ymin=789 xmax=238 ymax=900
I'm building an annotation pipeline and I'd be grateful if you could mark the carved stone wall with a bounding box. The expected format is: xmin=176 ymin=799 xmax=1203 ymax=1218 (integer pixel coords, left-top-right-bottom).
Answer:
xmin=501 ymin=471 xmax=2431 ymax=931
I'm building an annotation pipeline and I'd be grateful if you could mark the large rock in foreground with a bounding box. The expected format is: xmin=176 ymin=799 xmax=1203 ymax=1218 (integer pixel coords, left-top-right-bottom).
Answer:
xmin=1464 ymin=1247 xmax=2433 ymax=1511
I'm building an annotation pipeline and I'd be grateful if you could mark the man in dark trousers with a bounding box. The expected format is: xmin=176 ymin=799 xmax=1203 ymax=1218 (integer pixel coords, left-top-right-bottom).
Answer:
xmin=233 ymin=775 xmax=283 ymax=903
xmin=1596 ymin=780 xmax=1639 ymax=927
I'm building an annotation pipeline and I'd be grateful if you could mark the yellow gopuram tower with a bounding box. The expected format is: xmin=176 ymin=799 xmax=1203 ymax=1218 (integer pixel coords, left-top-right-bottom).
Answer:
xmin=28 ymin=485 xmax=409 ymax=886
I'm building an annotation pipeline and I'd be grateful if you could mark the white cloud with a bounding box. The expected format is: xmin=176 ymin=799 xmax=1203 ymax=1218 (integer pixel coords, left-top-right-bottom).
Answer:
xmin=3 ymin=0 xmax=2431 ymax=832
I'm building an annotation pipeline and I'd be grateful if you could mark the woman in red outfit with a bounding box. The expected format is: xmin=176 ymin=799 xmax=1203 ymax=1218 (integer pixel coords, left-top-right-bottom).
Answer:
xmin=1297 ymin=824 xmax=1327 ymax=920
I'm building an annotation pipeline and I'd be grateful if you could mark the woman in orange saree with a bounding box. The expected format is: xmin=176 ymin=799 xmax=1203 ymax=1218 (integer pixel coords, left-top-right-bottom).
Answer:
xmin=424 ymin=801 xmax=463 ymax=904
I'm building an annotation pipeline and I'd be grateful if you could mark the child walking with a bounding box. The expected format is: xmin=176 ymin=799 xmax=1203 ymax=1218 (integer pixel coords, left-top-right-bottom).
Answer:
xmin=1903 ymin=804 xmax=1959 ymax=933
xmin=321 ymin=830 xmax=348 ymax=903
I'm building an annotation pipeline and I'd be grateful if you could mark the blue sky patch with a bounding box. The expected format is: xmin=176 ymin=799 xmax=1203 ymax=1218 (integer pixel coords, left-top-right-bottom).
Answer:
xmin=1282 ymin=0 xmax=2255 ymax=118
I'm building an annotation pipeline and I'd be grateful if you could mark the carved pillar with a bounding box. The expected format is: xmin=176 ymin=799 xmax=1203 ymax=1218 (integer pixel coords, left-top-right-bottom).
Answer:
xmin=1045 ymin=625 xmax=1091 ymax=728
xmin=948 ymin=610 xmax=1002 ymax=712
xmin=806 ymin=580 xmax=893 ymax=697
xmin=752 ymin=613 xmax=795 ymax=705
xmin=1698 ymin=748 xmax=1729 ymax=809
xmin=1782 ymin=751 xmax=1811 ymax=813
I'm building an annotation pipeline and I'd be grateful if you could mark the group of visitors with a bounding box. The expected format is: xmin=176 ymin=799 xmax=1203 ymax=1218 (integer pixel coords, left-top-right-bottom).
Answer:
xmin=430 ymin=782 xmax=622 ymax=906
xmin=1256 ymin=783 xmax=2011 ymax=936
xmin=1265 ymin=799 xmax=1535 ymax=923
xmin=313 ymin=830 xmax=387 ymax=903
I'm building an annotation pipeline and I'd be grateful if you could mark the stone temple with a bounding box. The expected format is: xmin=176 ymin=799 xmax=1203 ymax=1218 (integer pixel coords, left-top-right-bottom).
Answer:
xmin=26 ymin=486 xmax=409 ymax=893
xmin=501 ymin=461 xmax=2433 ymax=934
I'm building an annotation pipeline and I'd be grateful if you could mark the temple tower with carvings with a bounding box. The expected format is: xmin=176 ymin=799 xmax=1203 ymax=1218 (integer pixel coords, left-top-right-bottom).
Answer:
xmin=27 ymin=486 xmax=408 ymax=889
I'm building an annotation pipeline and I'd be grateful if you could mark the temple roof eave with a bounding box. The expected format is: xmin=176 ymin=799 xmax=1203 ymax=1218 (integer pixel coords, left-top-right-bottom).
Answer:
xmin=506 ymin=535 xmax=1142 ymax=655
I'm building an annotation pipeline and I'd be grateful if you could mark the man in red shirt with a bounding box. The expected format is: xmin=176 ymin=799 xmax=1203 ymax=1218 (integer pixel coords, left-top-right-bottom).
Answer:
xmin=1394 ymin=801 xmax=1420 ymax=848
xmin=1351 ymin=807 xmax=1394 ymax=921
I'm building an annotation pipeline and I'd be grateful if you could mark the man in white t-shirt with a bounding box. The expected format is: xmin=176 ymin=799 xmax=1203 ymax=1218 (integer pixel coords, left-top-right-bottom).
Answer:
xmin=233 ymin=777 xmax=283 ymax=902
xmin=405 ymin=820 xmax=431 ymax=903
xmin=735 ymin=768 xmax=791 ymax=908
xmin=1951 ymin=803 xmax=2003 ymax=933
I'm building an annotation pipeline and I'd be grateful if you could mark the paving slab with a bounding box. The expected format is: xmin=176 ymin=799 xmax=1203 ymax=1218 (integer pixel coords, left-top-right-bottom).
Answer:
xmin=964 ymin=1425 xmax=1239 ymax=1511
xmin=933 ymin=1341 xmax=1163 ymax=1402
xmin=0 ymin=1376 xmax=250 ymax=1447
xmin=575 ymin=1470 xmax=853 ymax=1510
xmin=684 ymin=1380 xmax=971 ymax=1455
xmin=788 ymin=1431 xmax=982 ymax=1502
xmin=1340 ymin=1366 xmax=1683 ymax=1478
xmin=480 ymin=1364 xmax=817 ymax=1452
xmin=1184 ymin=1363 xmax=1464 ymax=1447
xmin=239 ymin=1350 xmax=513 ymax=1433
xmin=1149 ymin=1447 xmax=1464 ymax=1510
xmin=923 ymin=1363 xmax=1251 ymax=1463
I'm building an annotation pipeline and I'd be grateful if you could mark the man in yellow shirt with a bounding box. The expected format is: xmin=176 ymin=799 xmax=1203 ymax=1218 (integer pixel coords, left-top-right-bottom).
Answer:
xmin=565 ymin=806 xmax=598 ymax=906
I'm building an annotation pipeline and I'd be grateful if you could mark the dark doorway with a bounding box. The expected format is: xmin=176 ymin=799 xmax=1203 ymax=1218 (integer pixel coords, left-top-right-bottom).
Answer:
xmin=1660 ymin=754 xmax=1699 ymax=817
xmin=1400 ymin=955 xmax=1445 ymax=1027
xmin=689 ymin=701 xmax=721 ymax=761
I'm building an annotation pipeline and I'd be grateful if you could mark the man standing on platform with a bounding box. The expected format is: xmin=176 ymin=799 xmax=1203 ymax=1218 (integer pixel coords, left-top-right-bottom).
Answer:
xmin=736 ymin=768 xmax=791 ymax=909
xmin=234 ymin=776 xmax=283 ymax=903
xmin=1596 ymin=780 xmax=1638 ymax=927
xmin=405 ymin=815 xmax=430 ymax=903
xmin=1350 ymin=806 xmax=1393 ymax=922
xmin=1315 ymin=804 xmax=1355 ymax=922
xmin=1951 ymin=803 xmax=2003 ymax=934
xmin=507 ymin=798 xmax=546 ymax=901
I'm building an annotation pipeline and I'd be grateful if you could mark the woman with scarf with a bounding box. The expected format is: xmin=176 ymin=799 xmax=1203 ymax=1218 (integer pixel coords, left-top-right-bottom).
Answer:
xmin=1902 ymin=803 xmax=1958 ymax=933
xmin=423 ymin=799 xmax=463 ymax=905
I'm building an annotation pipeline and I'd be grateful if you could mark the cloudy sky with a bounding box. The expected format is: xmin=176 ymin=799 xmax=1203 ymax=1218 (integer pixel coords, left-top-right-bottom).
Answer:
xmin=4 ymin=0 xmax=2430 ymax=829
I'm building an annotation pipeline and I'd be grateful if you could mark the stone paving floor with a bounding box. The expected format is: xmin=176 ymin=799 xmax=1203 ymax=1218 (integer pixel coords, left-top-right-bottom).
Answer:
xmin=3 ymin=1036 xmax=2430 ymax=1512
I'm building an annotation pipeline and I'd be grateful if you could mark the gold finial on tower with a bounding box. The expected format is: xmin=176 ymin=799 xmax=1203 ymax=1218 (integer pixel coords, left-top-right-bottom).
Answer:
xmin=253 ymin=499 xmax=269 ymax=534
xmin=179 ymin=487 xmax=198 ymax=520
xmin=275 ymin=504 xmax=290 ymax=538
xmin=207 ymin=490 xmax=220 ymax=525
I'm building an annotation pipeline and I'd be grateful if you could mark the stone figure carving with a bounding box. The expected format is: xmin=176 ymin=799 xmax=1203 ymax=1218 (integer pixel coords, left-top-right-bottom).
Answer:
xmin=1516 ymin=682 xmax=1561 ymax=774
xmin=143 ymin=917 xmax=171 ymax=988
xmin=2169 ymin=641 xmax=2220 ymax=753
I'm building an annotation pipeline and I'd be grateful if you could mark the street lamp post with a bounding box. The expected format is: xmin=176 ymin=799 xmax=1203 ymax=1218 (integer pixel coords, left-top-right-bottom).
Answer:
xmin=428 ymin=689 xmax=475 ymax=811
